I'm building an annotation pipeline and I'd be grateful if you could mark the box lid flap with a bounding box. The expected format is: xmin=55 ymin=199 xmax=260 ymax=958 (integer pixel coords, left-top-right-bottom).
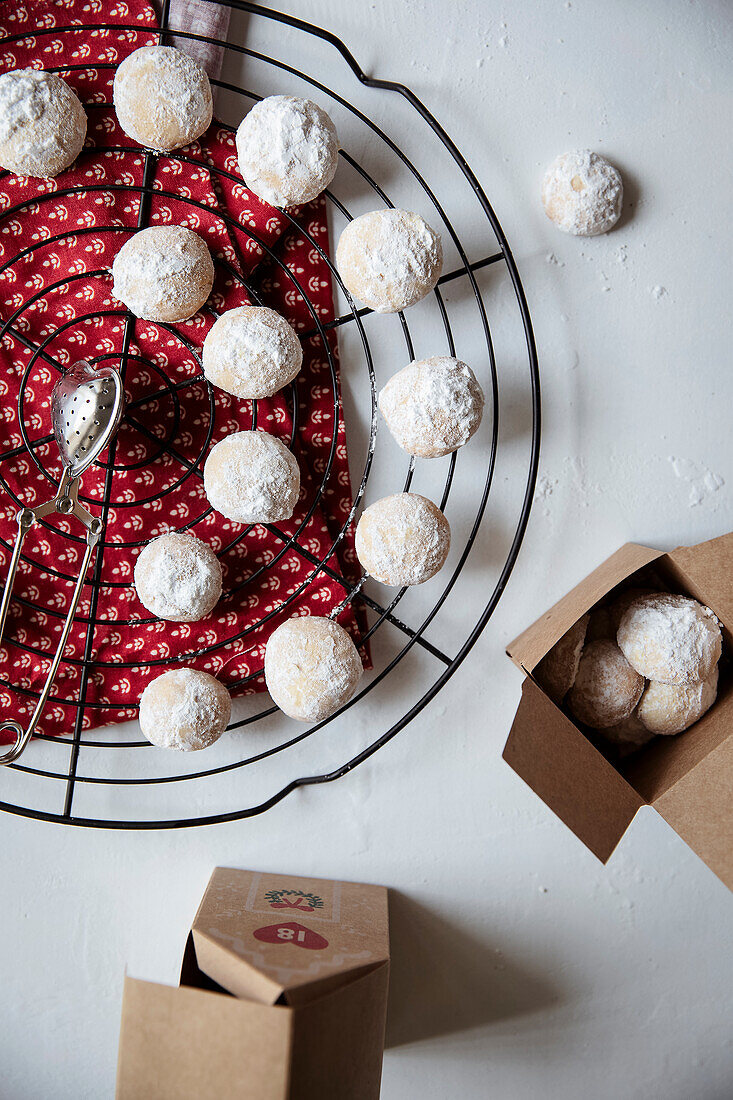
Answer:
xmin=667 ymin=531 xmax=733 ymax=631
xmin=651 ymin=733 xmax=733 ymax=891
xmin=503 ymin=677 xmax=643 ymax=862
xmin=507 ymin=543 xmax=663 ymax=673
xmin=190 ymin=868 xmax=390 ymax=1007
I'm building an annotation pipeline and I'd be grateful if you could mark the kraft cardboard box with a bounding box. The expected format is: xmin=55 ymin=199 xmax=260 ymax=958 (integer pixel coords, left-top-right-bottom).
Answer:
xmin=116 ymin=869 xmax=390 ymax=1100
xmin=503 ymin=531 xmax=733 ymax=889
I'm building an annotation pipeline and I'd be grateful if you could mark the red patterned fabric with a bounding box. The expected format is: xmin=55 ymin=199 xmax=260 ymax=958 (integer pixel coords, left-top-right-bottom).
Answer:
xmin=0 ymin=0 xmax=366 ymax=742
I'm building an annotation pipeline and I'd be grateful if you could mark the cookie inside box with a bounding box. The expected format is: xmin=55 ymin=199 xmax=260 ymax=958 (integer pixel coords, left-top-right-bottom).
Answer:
xmin=504 ymin=533 xmax=733 ymax=885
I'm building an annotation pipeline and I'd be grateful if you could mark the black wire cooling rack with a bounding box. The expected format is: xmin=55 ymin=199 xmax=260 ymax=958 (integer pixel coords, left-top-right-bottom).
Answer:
xmin=0 ymin=0 xmax=540 ymax=828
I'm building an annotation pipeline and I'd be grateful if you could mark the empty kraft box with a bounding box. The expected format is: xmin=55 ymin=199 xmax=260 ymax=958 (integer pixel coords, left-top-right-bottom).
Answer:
xmin=116 ymin=868 xmax=390 ymax=1099
xmin=503 ymin=530 xmax=733 ymax=889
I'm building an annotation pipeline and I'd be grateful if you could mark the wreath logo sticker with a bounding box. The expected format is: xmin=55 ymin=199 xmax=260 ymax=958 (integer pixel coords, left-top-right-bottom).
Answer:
xmin=264 ymin=888 xmax=325 ymax=913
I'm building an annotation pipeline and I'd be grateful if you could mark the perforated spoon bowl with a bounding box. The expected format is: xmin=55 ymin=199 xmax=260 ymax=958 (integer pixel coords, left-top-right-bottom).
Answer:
xmin=0 ymin=361 xmax=125 ymax=764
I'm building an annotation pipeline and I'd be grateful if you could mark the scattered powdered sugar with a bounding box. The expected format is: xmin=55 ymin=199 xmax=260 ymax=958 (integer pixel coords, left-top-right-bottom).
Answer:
xmin=355 ymin=493 xmax=450 ymax=586
xmin=134 ymin=532 xmax=222 ymax=622
xmin=617 ymin=593 xmax=722 ymax=685
xmin=264 ymin=616 xmax=362 ymax=721
xmin=202 ymin=306 xmax=302 ymax=400
xmin=542 ymin=150 xmax=623 ymax=236
xmin=336 ymin=209 xmax=443 ymax=313
xmin=0 ymin=68 xmax=86 ymax=178
xmin=111 ymin=225 xmax=214 ymax=322
xmin=668 ymin=456 xmax=724 ymax=508
xmin=567 ymin=639 xmax=644 ymax=729
xmin=378 ymin=356 xmax=484 ymax=458
xmin=113 ymin=46 xmax=212 ymax=153
xmin=204 ymin=431 xmax=300 ymax=525
xmin=236 ymin=95 xmax=339 ymax=208
xmin=139 ymin=668 xmax=231 ymax=750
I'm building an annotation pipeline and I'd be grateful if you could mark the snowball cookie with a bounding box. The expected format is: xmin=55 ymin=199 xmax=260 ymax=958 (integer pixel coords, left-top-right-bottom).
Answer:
xmin=638 ymin=667 xmax=719 ymax=736
xmin=112 ymin=225 xmax=214 ymax=322
xmin=0 ymin=69 xmax=86 ymax=178
xmin=235 ymin=95 xmax=339 ymax=208
xmin=602 ymin=711 xmax=655 ymax=748
xmin=355 ymin=493 xmax=450 ymax=587
xmin=336 ymin=209 xmax=443 ymax=313
xmin=567 ymin=639 xmax=644 ymax=729
xmin=202 ymin=306 xmax=302 ymax=400
xmin=113 ymin=45 xmax=212 ymax=153
xmin=542 ymin=150 xmax=623 ymax=236
xmin=617 ymin=593 xmax=722 ymax=685
xmin=139 ymin=668 xmax=231 ymax=751
xmin=264 ymin=616 xmax=362 ymax=722
xmin=379 ymin=356 xmax=484 ymax=459
xmin=535 ymin=614 xmax=589 ymax=705
xmin=134 ymin=532 xmax=222 ymax=622
xmin=204 ymin=430 xmax=300 ymax=524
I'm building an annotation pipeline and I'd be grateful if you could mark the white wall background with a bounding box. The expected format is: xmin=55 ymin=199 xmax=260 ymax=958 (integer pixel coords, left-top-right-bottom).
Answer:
xmin=2 ymin=2 xmax=733 ymax=1097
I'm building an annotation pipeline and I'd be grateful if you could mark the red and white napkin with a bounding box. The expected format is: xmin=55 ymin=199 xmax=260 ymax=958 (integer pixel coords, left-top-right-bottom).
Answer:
xmin=0 ymin=0 xmax=365 ymax=742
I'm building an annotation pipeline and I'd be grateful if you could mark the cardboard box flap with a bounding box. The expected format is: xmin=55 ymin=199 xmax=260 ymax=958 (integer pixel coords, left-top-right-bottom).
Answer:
xmin=507 ymin=543 xmax=664 ymax=673
xmin=651 ymin=734 xmax=733 ymax=891
xmin=667 ymin=531 xmax=733 ymax=633
xmin=503 ymin=678 xmax=643 ymax=862
xmin=190 ymin=869 xmax=390 ymax=1008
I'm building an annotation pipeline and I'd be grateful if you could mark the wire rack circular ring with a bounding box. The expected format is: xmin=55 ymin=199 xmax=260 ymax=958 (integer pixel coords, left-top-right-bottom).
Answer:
xmin=0 ymin=1 xmax=540 ymax=828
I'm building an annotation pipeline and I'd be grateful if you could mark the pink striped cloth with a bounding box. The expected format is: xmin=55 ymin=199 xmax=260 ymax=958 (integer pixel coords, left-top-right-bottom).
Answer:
xmin=168 ymin=0 xmax=231 ymax=80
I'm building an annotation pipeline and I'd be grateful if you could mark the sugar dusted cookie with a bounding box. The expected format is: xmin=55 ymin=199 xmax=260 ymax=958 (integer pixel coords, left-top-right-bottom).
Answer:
xmin=0 ymin=68 xmax=86 ymax=178
xmin=202 ymin=306 xmax=302 ymax=399
xmin=139 ymin=669 xmax=231 ymax=750
xmin=568 ymin=639 xmax=644 ymax=729
xmin=112 ymin=225 xmax=214 ymax=322
xmin=336 ymin=209 xmax=443 ymax=313
xmin=265 ymin=616 xmax=362 ymax=721
xmin=638 ymin=668 xmax=718 ymax=735
xmin=134 ymin=532 xmax=222 ymax=622
xmin=204 ymin=431 xmax=300 ymax=525
xmin=355 ymin=493 xmax=450 ymax=586
xmin=236 ymin=95 xmax=338 ymax=207
xmin=535 ymin=614 xmax=589 ymax=704
xmin=542 ymin=150 xmax=623 ymax=236
xmin=617 ymin=593 xmax=721 ymax=685
xmin=379 ymin=356 xmax=484 ymax=458
xmin=114 ymin=45 xmax=212 ymax=152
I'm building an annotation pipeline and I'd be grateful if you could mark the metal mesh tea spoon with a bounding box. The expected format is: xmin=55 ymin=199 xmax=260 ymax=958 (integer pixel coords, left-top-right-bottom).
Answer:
xmin=0 ymin=361 xmax=125 ymax=764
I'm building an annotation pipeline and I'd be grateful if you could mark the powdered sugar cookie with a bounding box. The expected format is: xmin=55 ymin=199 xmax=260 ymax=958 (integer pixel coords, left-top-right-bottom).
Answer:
xmin=568 ymin=639 xmax=644 ymax=729
xmin=202 ymin=306 xmax=302 ymax=399
xmin=236 ymin=95 xmax=338 ymax=207
xmin=355 ymin=493 xmax=450 ymax=586
xmin=0 ymin=68 xmax=86 ymax=178
xmin=139 ymin=669 xmax=231 ymax=750
xmin=112 ymin=225 xmax=214 ymax=322
xmin=264 ymin=616 xmax=362 ymax=721
xmin=204 ymin=431 xmax=300 ymax=524
xmin=617 ymin=593 xmax=721 ymax=685
xmin=638 ymin=667 xmax=718 ymax=735
xmin=535 ymin=614 xmax=589 ymax=704
xmin=336 ymin=209 xmax=443 ymax=313
xmin=134 ymin=532 xmax=222 ymax=622
xmin=113 ymin=45 xmax=212 ymax=152
xmin=379 ymin=356 xmax=484 ymax=458
xmin=542 ymin=150 xmax=623 ymax=236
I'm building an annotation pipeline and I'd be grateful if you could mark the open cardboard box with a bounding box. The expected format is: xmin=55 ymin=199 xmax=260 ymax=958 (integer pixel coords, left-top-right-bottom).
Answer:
xmin=503 ymin=531 xmax=733 ymax=889
xmin=116 ymin=869 xmax=390 ymax=1099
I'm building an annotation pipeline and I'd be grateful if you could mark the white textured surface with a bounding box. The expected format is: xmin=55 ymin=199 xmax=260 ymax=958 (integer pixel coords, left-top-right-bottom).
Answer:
xmin=2 ymin=3 xmax=733 ymax=1098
